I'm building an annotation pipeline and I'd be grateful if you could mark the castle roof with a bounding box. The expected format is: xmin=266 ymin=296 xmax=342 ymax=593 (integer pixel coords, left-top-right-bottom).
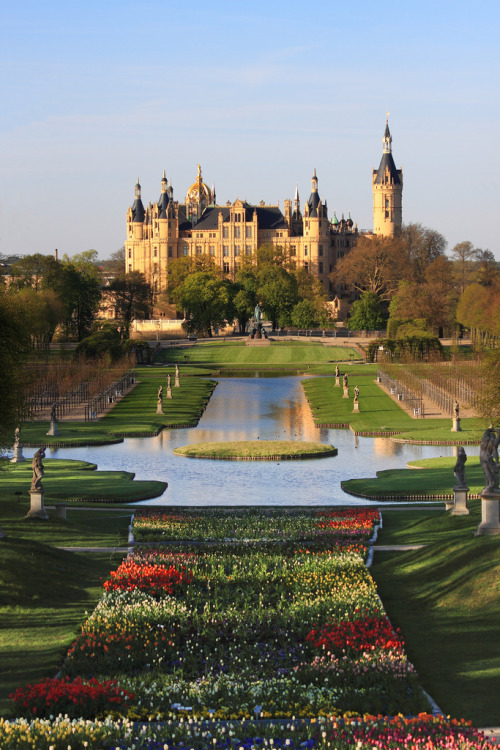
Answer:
xmin=373 ymin=152 xmax=401 ymax=185
xmin=192 ymin=204 xmax=287 ymax=231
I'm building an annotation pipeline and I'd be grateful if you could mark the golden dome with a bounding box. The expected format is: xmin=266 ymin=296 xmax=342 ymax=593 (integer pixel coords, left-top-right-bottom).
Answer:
xmin=186 ymin=164 xmax=211 ymax=204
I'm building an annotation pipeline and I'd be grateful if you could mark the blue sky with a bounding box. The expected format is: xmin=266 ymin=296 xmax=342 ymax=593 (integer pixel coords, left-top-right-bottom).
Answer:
xmin=1 ymin=0 xmax=499 ymax=259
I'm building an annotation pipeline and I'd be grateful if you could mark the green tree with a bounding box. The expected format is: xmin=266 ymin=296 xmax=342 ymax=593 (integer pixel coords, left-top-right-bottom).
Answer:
xmin=0 ymin=292 xmax=31 ymax=451
xmin=15 ymin=288 xmax=65 ymax=349
xmin=107 ymin=271 xmax=153 ymax=339
xmin=167 ymin=256 xmax=220 ymax=303
xmin=57 ymin=265 xmax=102 ymax=341
xmin=257 ymin=266 xmax=299 ymax=329
xmin=176 ymin=271 xmax=233 ymax=337
xmin=232 ymin=267 xmax=258 ymax=333
xmin=8 ymin=253 xmax=61 ymax=291
xmin=348 ymin=291 xmax=386 ymax=330
xmin=291 ymin=299 xmax=318 ymax=328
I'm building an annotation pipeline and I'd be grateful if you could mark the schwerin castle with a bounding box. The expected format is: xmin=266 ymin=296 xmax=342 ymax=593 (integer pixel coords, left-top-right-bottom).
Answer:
xmin=125 ymin=121 xmax=402 ymax=311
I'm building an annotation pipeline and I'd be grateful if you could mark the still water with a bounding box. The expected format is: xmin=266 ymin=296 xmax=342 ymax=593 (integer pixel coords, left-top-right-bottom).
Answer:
xmin=39 ymin=377 xmax=478 ymax=506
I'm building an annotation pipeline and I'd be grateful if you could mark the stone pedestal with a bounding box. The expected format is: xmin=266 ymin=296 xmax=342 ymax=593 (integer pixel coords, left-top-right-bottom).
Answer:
xmin=343 ymin=387 xmax=349 ymax=399
xmin=46 ymin=420 xmax=59 ymax=437
xmin=10 ymin=444 xmax=26 ymax=463
xmin=335 ymin=377 xmax=340 ymax=387
xmin=175 ymin=376 xmax=180 ymax=387
xmin=444 ymin=498 xmax=455 ymax=511
xmin=451 ymin=487 xmax=470 ymax=515
xmin=451 ymin=417 xmax=462 ymax=432
xmin=156 ymin=403 xmax=164 ymax=415
xmin=376 ymin=376 xmax=382 ymax=383
xmin=166 ymin=386 xmax=172 ymax=399
xmin=476 ymin=494 xmax=500 ymax=536
xmin=353 ymin=401 xmax=359 ymax=412
xmin=26 ymin=491 xmax=49 ymax=520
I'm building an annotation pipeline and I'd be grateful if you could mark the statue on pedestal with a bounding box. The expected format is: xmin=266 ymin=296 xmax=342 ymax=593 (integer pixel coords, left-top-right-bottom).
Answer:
xmin=479 ymin=427 xmax=500 ymax=494
xmin=30 ymin=447 xmax=46 ymax=492
xmin=453 ymin=401 xmax=460 ymax=419
xmin=343 ymin=373 xmax=348 ymax=388
xmin=335 ymin=365 xmax=340 ymax=378
xmin=453 ymin=447 xmax=468 ymax=489
xmin=354 ymin=385 xmax=360 ymax=402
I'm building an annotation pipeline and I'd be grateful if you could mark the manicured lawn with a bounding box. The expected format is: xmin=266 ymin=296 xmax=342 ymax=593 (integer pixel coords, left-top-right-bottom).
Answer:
xmin=371 ymin=507 xmax=500 ymax=725
xmin=0 ymin=495 xmax=133 ymax=547
xmin=173 ymin=440 xmax=337 ymax=459
xmin=343 ymin=456 xmax=484 ymax=499
xmin=19 ymin=371 xmax=216 ymax=447
xmin=0 ymin=538 xmax=122 ymax=716
xmin=156 ymin=341 xmax=361 ymax=368
xmin=302 ymin=374 xmax=484 ymax=442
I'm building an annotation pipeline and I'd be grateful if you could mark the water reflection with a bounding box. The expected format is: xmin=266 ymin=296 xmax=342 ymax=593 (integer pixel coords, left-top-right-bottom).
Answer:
xmin=34 ymin=377 xmax=478 ymax=506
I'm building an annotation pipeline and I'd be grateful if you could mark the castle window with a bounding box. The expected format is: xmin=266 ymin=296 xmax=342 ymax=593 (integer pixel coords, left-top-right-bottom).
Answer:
xmin=154 ymin=280 xmax=158 ymax=292
xmin=319 ymin=262 xmax=323 ymax=274
xmin=304 ymin=246 xmax=308 ymax=256
xmin=223 ymin=261 xmax=230 ymax=274
xmin=234 ymin=246 xmax=240 ymax=257
xmin=246 ymin=227 xmax=252 ymax=238
xmin=234 ymin=227 xmax=241 ymax=239
xmin=128 ymin=249 xmax=132 ymax=258
xmin=223 ymin=245 xmax=229 ymax=257
xmin=319 ymin=245 xmax=323 ymax=256
xmin=223 ymin=227 xmax=229 ymax=238
xmin=183 ymin=245 xmax=189 ymax=256
xmin=154 ymin=263 xmax=158 ymax=274
xmin=128 ymin=264 xmax=132 ymax=272
xmin=196 ymin=245 xmax=202 ymax=255
xmin=304 ymin=262 xmax=308 ymax=272
xmin=290 ymin=246 xmax=296 ymax=256
xmin=246 ymin=245 xmax=252 ymax=256
xmin=154 ymin=247 xmax=158 ymax=257
xmin=168 ymin=246 xmax=173 ymax=257
xmin=209 ymin=245 xmax=215 ymax=256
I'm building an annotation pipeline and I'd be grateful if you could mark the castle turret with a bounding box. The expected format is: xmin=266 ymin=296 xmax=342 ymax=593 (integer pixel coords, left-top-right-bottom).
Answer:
xmin=372 ymin=118 xmax=403 ymax=236
xmin=132 ymin=177 xmax=145 ymax=240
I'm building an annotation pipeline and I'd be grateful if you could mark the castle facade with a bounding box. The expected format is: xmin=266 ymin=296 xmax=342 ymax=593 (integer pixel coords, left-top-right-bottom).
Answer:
xmin=125 ymin=121 xmax=402 ymax=299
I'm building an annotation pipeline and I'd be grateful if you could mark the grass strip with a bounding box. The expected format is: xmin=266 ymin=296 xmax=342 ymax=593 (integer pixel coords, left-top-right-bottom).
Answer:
xmin=0 ymin=459 xmax=166 ymax=504
xmin=155 ymin=342 xmax=361 ymax=368
xmin=173 ymin=440 xmax=337 ymax=460
xmin=302 ymin=374 xmax=484 ymax=443
xmin=371 ymin=506 xmax=500 ymax=725
xmin=0 ymin=538 xmax=122 ymax=716
xmin=18 ymin=373 xmax=216 ymax=447
xmin=343 ymin=456 xmax=484 ymax=499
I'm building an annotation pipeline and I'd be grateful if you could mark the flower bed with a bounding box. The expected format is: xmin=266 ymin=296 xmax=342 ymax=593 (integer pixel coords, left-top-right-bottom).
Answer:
xmin=132 ymin=507 xmax=380 ymax=543
xmin=8 ymin=507 xmax=492 ymax=749
xmin=0 ymin=714 xmax=496 ymax=749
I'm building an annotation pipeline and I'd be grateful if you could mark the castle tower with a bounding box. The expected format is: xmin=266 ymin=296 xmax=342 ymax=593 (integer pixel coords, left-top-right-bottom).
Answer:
xmin=372 ymin=119 xmax=403 ymax=236
xmin=131 ymin=177 xmax=145 ymax=240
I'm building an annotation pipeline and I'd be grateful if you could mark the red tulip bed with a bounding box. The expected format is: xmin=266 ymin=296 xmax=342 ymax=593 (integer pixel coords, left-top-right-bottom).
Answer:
xmin=5 ymin=507 xmax=495 ymax=750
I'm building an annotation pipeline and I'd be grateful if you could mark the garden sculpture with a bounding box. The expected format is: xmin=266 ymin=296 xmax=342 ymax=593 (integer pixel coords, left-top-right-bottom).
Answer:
xmin=343 ymin=373 xmax=348 ymax=388
xmin=479 ymin=427 xmax=500 ymax=493
xmin=50 ymin=403 xmax=57 ymax=422
xmin=335 ymin=365 xmax=340 ymax=377
xmin=354 ymin=386 xmax=360 ymax=402
xmin=31 ymin=447 xmax=46 ymax=492
xmin=453 ymin=401 xmax=460 ymax=419
xmin=453 ymin=447 xmax=467 ymax=489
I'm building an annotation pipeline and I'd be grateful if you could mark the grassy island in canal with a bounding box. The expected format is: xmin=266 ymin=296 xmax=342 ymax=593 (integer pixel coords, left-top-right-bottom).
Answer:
xmin=173 ymin=440 xmax=337 ymax=460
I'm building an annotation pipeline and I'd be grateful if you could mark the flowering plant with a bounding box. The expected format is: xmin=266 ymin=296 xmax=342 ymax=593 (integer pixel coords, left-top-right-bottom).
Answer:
xmin=103 ymin=559 xmax=193 ymax=596
xmin=10 ymin=676 xmax=134 ymax=719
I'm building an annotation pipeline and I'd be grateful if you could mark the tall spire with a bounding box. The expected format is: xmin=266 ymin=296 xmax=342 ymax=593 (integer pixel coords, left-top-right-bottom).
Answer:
xmin=383 ymin=116 xmax=392 ymax=154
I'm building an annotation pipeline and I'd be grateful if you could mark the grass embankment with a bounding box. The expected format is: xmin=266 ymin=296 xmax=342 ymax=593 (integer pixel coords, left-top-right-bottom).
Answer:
xmin=0 ymin=536 xmax=124 ymax=716
xmin=19 ymin=370 xmax=216 ymax=447
xmin=156 ymin=341 xmax=361 ymax=374
xmin=302 ymin=374 xmax=484 ymax=442
xmin=371 ymin=507 xmax=500 ymax=725
xmin=0 ymin=459 xmax=166 ymax=505
xmin=173 ymin=440 xmax=337 ymax=460
xmin=343 ymin=456 xmax=484 ymax=500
